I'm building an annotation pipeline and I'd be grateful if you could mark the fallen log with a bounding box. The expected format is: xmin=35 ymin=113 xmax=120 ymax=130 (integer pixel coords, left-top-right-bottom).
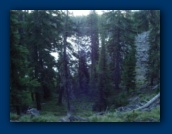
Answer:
xmin=134 ymin=92 xmax=160 ymax=111
xmin=152 ymin=84 xmax=160 ymax=90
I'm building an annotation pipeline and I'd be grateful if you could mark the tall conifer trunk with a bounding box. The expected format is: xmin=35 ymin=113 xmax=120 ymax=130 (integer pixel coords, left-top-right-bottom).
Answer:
xmin=63 ymin=10 xmax=71 ymax=114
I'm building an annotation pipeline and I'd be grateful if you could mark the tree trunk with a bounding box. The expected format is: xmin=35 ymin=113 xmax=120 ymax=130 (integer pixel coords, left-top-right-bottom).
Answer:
xmin=150 ymin=77 xmax=154 ymax=86
xmin=33 ymin=44 xmax=41 ymax=110
xmin=114 ymin=25 xmax=121 ymax=90
xmin=31 ymin=92 xmax=35 ymax=102
xmin=16 ymin=106 xmax=21 ymax=115
xmin=134 ymin=92 xmax=160 ymax=111
xmin=58 ymin=86 xmax=64 ymax=105
xmin=63 ymin=10 xmax=71 ymax=114
xmin=35 ymin=92 xmax=41 ymax=110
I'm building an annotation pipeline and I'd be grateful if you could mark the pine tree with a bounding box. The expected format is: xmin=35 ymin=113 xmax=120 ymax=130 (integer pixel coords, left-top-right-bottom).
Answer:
xmin=78 ymin=50 xmax=89 ymax=95
xmin=122 ymin=46 xmax=136 ymax=93
xmin=93 ymin=14 xmax=108 ymax=111
xmin=10 ymin=10 xmax=160 ymax=118
xmin=60 ymin=10 xmax=73 ymax=115
xmin=105 ymin=10 xmax=123 ymax=90
xmin=26 ymin=10 xmax=62 ymax=109
xmin=10 ymin=10 xmax=40 ymax=115
xmin=121 ymin=10 xmax=136 ymax=94
xmin=87 ymin=11 xmax=99 ymax=94
xmin=133 ymin=10 xmax=150 ymax=33
xmin=146 ymin=10 xmax=160 ymax=86
xmin=57 ymin=11 xmax=75 ymax=106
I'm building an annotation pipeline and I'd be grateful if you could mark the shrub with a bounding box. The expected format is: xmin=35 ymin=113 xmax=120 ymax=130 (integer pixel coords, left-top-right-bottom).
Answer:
xmin=88 ymin=112 xmax=123 ymax=122
xmin=10 ymin=113 xmax=19 ymax=120
xmin=135 ymin=106 xmax=160 ymax=122
xmin=19 ymin=115 xmax=31 ymax=122
xmin=88 ymin=106 xmax=160 ymax=122
xmin=123 ymin=111 xmax=139 ymax=122
xmin=114 ymin=92 xmax=129 ymax=108
xmin=31 ymin=114 xmax=59 ymax=122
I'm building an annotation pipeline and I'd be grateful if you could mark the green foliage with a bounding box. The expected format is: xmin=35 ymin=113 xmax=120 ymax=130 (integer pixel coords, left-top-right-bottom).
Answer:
xmin=138 ymin=92 xmax=157 ymax=103
xmin=41 ymin=100 xmax=66 ymax=116
xmin=28 ymin=79 xmax=41 ymax=90
xmin=106 ymin=90 xmax=129 ymax=108
xmin=93 ymin=13 xmax=109 ymax=112
xmin=19 ymin=115 xmax=32 ymax=122
xmin=10 ymin=10 xmax=34 ymax=114
xmin=18 ymin=99 xmax=67 ymax=122
xmin=78 ymin=111 xmax=94 ymax=117
xmin=20 ymin=91 xmax=32 ymax=106
xmin=135 ymin=106 xmax=160 ymax=122
xmin=10 ymin=10 xmax=160 ymax=120
xmin=89 ymin=106 xmax=160 ymax=122
xmin=122 ymin=47 xmax=136 ymax=93
xmin=88 ymin=10 xmax=99 ymax=92
xmin=31 ymin=115 xmax=59 ymax=122
xmin=122 ymin=106 xmax=160 ymax=122
xmin=133 ymin=10 xmax=150 ymax=33
xmin=146 ymin=10 xmax=160 ymax=86
xmin=14 ymin=106 xmax=160 ymax=122
xmin=124 ymin=111 xmax=139 ymax=122
xmin=121 ymin=11 xmax=136 ymax=94
xmin=10 ymin=113 xmax=20 ymax=120
xmin=88 ymin=112 xmax=122 ymax=122
xmin=115 ymin=92 xmax=129 ymax=107
xmin=18 ymin=114 xmax=60 ymax=122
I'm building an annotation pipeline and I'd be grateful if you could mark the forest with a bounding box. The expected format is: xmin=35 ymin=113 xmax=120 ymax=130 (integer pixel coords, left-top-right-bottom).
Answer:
xmin=10 ymin=10 xmax=160 ymax=122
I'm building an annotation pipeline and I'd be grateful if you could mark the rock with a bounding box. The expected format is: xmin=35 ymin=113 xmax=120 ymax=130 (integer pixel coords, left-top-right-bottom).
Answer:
xmin=27 ymin=108 xmax=40 ymax=117
xmin=59 ymin=115 xmax=88 ymax=122
xmin=95 ymin=112 xmax=105 ymax=116
xmin=59 ymin=117 xmax=70 ymax=122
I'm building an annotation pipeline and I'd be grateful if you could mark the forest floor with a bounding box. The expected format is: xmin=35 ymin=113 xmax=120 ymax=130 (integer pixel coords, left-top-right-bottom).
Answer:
xmin=10 ymin=85 xmax=160 ymax=122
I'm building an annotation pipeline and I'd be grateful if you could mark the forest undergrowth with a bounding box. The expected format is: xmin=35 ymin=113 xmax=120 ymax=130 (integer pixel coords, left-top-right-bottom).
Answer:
xmin=10 ymin=85 xmax=160 ymax=122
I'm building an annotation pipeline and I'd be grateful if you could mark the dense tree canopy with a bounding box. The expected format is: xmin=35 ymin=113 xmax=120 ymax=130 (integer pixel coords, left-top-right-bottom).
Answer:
xmin=10 ymin=10 xmax=160 ymax=121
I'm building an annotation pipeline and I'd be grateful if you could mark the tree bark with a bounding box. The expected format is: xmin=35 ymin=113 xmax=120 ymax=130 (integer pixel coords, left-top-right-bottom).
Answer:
xmin=16 ymin=106 xmax=21 ymax=115
xmin=35 ymin=92 xmax=41 ymax=110
xmin=58 ymin=86 xmax=64 ymax=105
xmin=63 ymin=10 xmax=71 ymax=114
xmin=31 ymin=92 xmax=35 ymax=102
